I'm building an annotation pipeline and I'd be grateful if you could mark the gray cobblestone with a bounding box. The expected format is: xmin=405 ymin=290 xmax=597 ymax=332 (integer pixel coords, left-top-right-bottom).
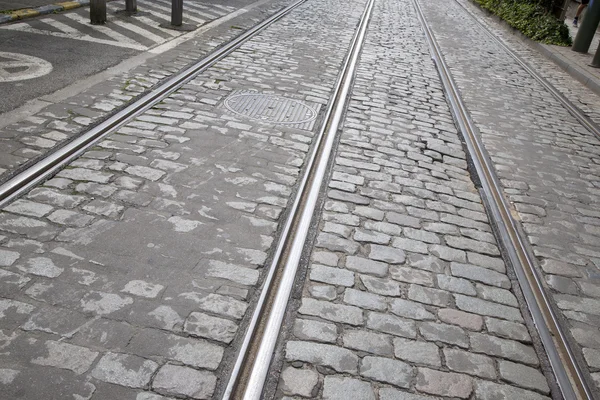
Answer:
xmin=298 ymin=298 xmax=363 ymax=325
xmin=474 ymin=380 xmax=550 ymax=400
xmin=366 ymin=312 xmax=416 ymax=339
xmin=390 ymin=298 xmax=435 ymax=320
xmin=345 ymin=256 xmax=388 ymax=277
xmin=437 ymin=275 xmax=476 ymax=295
xmin=419 ymin=322 xmax=468 ymax=348
xmin=455 ymin=294 xmax=523 ymax=322
xmin=393 ymin=337 xmax=441 ymax=367
xmin=343 ymin=288 xmax=386 ymax=311
xmin=444 ymin=348 xmax=496 ymax=379
xmin=360 ymin=356 xmax=413 ymax=388
xmin=280 ymin=366 xmax=318 ymax=397
xmin=152 ymin=364 xmax=216 ymax=399
xmin=285 ymin=341 xmax=358 ymax=373
xmin=438 ymin=308 xmax=483 ymax=331
xmin=310 ymin=265 xmax=355 ymax=287
xmin=293 ymin=318 xmax=338 ymax=343
xmin=470 ymin=332 xmax=538 ymax=365
xmin=322 ymin=376 xmax=375 ymax=400
xmin=498 ymin=360 xmax=550 ymax=393
xmin=451 ymin=263 xmax=510 ymax=289
xmin=390 ymin=266 xmax=433 ymax=287
xmin=408 ymin=285 xmax=451 ymax=307
xmin=415 ymin=368 xmax=473 ymax=398
xmin=91 ymin=352 xmax=158 ymax=388
xmin=343 ymin=329 xmax=393 ymax=356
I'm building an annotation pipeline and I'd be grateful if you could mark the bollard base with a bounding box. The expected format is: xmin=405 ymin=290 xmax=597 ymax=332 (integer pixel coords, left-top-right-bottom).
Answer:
xmin=115 ymin=9 xmax=138 ymax=16
xmin=159 ymin=22 xmax=196 ymax=31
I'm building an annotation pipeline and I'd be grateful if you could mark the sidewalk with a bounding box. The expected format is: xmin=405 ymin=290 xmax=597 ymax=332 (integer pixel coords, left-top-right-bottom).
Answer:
xmin=538 ymin=21 xmax=600 ymax=95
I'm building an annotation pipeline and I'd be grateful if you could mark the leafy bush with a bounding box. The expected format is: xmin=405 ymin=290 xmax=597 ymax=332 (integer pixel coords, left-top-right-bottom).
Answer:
xmin=473 ymin=0 xmax=572 ymax=46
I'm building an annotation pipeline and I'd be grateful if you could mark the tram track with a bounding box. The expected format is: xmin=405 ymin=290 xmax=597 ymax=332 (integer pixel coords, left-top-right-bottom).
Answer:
xmin=412 ymin=0 xmax=595 ymax=399
xmin=221 ymin=0 xmax=376 ymax=397
xmin=0 ymin=0 xmax=307 ymax=210
xmin=1 ymin=0 xmax=595 ymax=397
xmin=456 ymin=0 xmax=600 ymax=141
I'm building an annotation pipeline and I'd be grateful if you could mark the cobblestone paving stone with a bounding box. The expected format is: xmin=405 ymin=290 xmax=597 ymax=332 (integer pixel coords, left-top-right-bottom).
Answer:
xmin=419 ymin=0 xmax=600 ymax=394
xmin=0 ymin=0 xmax=285 ymax=183
xmin=0 ymin=0 xmax=371 ymax=398
xmin=455 ymin=0 xmax=600 ymax=127
xmin=273 ymin=0 xmax=553 ymax=398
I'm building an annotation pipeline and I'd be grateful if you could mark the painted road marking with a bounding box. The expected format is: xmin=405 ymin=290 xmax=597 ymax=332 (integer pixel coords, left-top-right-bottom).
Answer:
xmin=0 ymin=52 xmax=53 ymax=82
xmin=0 ymin=0 xmax=234 ymax=51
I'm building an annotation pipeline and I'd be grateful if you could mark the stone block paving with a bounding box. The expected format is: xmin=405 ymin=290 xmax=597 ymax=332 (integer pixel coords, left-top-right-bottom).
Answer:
xmin=420 ymin=0 xmax=600 ymax=394
xmin=455 ymin=0 xmax=600 ymax=128
xmin=0 ymin=0 xmax=372 ymax=398
xmin=0 ymin=0 xmax=281 ymax=183
xmin=273 ymin=0 xmax=553 ymax=398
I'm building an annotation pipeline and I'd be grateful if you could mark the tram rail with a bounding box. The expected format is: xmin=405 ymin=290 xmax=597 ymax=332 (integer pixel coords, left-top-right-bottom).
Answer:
xmin=0 ymin=0 xmax=307 ymax=210
xmin=413 ymin=0 xmax=595 ymax=398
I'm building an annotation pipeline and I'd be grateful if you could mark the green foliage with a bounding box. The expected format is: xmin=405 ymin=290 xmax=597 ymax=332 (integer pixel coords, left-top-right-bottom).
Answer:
xmin=473 ymin=0 xmax=572 ymax=46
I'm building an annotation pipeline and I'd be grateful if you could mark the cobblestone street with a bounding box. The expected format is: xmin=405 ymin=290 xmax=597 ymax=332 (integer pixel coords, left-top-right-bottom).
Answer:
xmin=0 ymin=0 xmax=599 ymax=399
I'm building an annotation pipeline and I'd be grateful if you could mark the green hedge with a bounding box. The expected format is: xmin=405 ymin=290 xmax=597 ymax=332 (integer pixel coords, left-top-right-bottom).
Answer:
xmin=473 ymin=0 xmax=572 ymax=46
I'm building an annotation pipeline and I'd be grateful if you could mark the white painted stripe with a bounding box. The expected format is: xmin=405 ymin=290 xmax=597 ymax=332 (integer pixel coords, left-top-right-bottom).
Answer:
xmin=161 ymin=0 xmax=221 ymax=19
xmin=134 ymin=15 xmax=179 ymax=36
xmin=208 ymin=4 xmax=235 ymax=12
xmin=65 ymin=13 xmax=148 ymax=49
xmin=108 ymin=17 xmax=167 ymax=44
xmin=139 ymin=1 xmax=206 ymax=25
xmin=0 ymin=22 xmax=146 ymax=50
xmin=40 ymin=17 xmax=82 ymax=35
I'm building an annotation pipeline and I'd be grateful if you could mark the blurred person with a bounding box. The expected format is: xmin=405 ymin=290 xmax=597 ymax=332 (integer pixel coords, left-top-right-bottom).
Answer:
xmin=573 ymin=0 xmax=590 ymax=27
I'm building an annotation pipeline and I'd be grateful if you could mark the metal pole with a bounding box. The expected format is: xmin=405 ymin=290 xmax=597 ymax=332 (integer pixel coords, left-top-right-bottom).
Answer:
xmin=171 ymin=0 xmax=182 ymax=26
xmin=591 ymin=42 xmax=600 ymax=67
xmin=125 ymin=0 xmax=137 ymax=13
xmin=90 ymin=0 xmax=106 ymax=24
xmin=573 ymin=0 xmax=600 ymax=53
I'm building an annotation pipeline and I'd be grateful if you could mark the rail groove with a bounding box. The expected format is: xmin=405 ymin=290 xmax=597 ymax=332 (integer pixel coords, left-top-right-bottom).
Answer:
xmin=412 ymin=0 xmax=594 ymax=399
xmin=0 ymin=0 xmax=307 ymax=209
xmin=221 ymin=0 xmax=376 ymax=398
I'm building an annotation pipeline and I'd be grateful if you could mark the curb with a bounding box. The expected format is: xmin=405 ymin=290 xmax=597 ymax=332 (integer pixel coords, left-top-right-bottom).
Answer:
xmin=465 ymin=0 xmax=600 ymax=97
xmin=0 ymin=0 xmax=89 ymax=25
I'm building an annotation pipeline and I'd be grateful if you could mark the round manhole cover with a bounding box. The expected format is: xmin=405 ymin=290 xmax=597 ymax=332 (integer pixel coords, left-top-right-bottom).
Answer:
xmin=224 ymin=93 xmax=317 ymax=125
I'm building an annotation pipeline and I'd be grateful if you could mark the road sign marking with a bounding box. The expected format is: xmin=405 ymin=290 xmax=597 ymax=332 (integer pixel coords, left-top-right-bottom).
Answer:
xmin=0 ymin=52 xmax=52 ymax=82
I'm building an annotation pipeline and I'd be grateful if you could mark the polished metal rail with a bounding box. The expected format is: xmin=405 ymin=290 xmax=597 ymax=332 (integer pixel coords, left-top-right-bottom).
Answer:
xmin=221 ymin=0 xmax=376 ymax=398
xmin=412 ymin=0 xmax=593 ymax=399
xmin=0 ymin=0 xmax=307 ymax=210
xmin=456 ymin=0 xmax=600 ymax=140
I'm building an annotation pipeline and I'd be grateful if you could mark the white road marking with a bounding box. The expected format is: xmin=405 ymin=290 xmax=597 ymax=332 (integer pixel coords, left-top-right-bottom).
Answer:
xmin=1 ymin=22 xmax=147 ymax=50
xmin=64 ymin=13 xmax=148 ymax=49
xmin=140 ymin=1 xmax=206 ymax=25
xmin=0 ymin=52 xmax=52 ymax=82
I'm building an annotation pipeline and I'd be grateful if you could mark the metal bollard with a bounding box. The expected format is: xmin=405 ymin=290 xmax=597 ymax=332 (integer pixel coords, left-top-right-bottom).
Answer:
xmin=171 ymin=0 xmax=183 ymax=26
xmin=125 ymin=0 xmax=137 ymax=13
xmin=573 ymin=0 xmax=600 ymax=53
xmin=90 ymin=0 xmax=106 ymax=24
xmin=591 ymin=42 xmax=600 ymax=67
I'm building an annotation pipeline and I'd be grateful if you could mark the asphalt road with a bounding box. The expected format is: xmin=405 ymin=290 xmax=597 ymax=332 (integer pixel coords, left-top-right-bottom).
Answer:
xmin=0 ymin=29 xmax=138 ymax=114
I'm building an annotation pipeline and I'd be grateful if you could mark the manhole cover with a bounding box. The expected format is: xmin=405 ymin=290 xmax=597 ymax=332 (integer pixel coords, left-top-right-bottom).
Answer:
xmin=224 ymin=91 xmax=318 ymax=130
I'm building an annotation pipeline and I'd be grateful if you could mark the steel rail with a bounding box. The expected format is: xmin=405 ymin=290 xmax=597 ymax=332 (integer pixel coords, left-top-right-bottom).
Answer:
xmin=221 ymin=0 xmax=375 ymax=398
xmin=412 ymin=0 xmax=593 ymax=399
xmin=455 ymin=0 xmax=600 ymax=140
xmin=0 ymin=0 xmax=308 ymax=210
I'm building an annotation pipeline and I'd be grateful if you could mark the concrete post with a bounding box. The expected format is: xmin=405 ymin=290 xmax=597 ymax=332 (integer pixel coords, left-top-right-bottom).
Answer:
xmin=90 ymin=0 xmax=106 ymax=24
xmin=573 ymin=0 xmax=600 ymax=53
xmin=125 ymin=0 xmax=137 ymax=13
xmin=171 ymin=0 xmax=183 ymax=26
